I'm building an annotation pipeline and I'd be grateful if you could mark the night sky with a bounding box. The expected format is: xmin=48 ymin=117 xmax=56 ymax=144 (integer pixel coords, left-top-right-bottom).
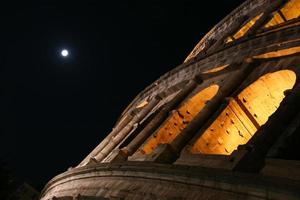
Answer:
xmin=1 ymin=0 xmax=244 ymax=190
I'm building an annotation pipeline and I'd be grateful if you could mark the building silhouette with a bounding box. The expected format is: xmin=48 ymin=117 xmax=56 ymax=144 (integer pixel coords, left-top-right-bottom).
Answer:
xmin=41 ymin=0 xmax=300 ymax=199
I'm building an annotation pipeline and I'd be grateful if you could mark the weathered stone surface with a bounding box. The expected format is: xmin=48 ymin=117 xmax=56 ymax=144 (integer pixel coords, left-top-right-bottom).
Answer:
xmin=40 ymin=162 xmax=300 ymax=200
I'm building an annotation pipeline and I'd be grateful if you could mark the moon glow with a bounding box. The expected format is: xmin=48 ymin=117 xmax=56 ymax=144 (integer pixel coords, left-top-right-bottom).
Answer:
xmin=61 ymin=49 xmax=69 ymax=57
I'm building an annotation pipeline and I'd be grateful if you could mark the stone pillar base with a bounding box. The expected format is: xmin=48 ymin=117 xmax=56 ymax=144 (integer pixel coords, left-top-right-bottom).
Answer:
xmin=102 ymin=149 xmax=128 ymax=163
xmin=145 ymin=144 xmax=179 ymax=163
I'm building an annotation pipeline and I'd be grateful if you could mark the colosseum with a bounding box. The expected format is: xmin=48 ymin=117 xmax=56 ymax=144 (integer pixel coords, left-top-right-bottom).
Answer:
xmin=41 ymin=0 xmax=300 ymax=199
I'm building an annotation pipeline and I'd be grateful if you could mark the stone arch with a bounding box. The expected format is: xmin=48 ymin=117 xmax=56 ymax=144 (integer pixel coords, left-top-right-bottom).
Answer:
xmin=264 ymin=0 xmax=300 ymax=28
xmin=253 ymin=46 xmax=300 ymax=59
xmin=140 ymin=84 xmax=219 ymax=155
xmin=190 ymin=70 xmax=296 ymax=155
xmin=225 ymin=13 xmax=263 ymax=43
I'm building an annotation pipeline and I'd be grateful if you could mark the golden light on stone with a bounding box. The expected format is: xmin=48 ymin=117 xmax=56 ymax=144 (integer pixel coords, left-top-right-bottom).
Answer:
xmin=265 ymin=12 xmax=285 ymax=28
xmin=281 ymin=0 xmax=300 ymax=20
xmin=136 ymin=100 xmax=149 ymax=109
xmin=226 ymin=13 xmax=263 ymax=43
xmin=265 ymin=0 xmax=300 ymax=28
xmin=253 ymin=46 xmax=300 ymax=59
xmin=202 ymin=64 xmax=229 ymax=74
xmin=191 ymin=70 xmax=296 ymax=155
xmin=141 ymin=85 xmax=219 ymax=154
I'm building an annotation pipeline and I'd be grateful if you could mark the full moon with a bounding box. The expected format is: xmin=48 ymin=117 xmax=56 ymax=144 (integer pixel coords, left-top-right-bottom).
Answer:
xmin=61 ymin=49 xmax=69 ymax=57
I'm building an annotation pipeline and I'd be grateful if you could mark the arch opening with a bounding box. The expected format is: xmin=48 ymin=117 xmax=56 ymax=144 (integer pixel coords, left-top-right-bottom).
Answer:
xmin=140 ymin=85 xmax=219 ymax=155
xmin=226 ymin=13 xmax=263 ymax=43
xmin=136 ymin=100 xmax=149 ymax=109
xmin=265 ymin=0 xmax=300 ymax=28
xmin=190 ymin=70 xmax=296 ymax=155
xmin=253 ymin=46 xmax=300 ymax=59
xmin=202 ymin=64 xmax=230 ymax=74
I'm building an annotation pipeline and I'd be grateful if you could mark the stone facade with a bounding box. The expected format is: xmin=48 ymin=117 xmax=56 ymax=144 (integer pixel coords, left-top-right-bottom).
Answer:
xmin=40 ymin=0 xmax=300 ymax=199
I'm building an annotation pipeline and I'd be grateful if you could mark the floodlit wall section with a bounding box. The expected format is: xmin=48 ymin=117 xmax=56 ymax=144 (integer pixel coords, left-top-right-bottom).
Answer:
xmin=265 ymin=0 xmax=300 ymax=28
xmin=191 ymin=70 xmax=296 ymax=155
xmin=238 ymin=70 xmax=296 ymax=126
xmin=140 ymin=85 xmax=219 ymax=155
xmin=226 ymin=13 xmax=263 ymax=43
xmin=265 ymin=12 xmax=285 ymax=28
xmin=253 ymin=46 xmax=300 ymax=59
xmin=280 ymin=0 xmax=300 ymax=20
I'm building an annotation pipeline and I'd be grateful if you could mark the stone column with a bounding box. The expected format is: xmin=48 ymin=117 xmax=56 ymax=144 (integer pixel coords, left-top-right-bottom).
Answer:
xmin=233 ymin=82 xmax=300 ymax=172
xmin=102 ymin=77 xmax=202 ymax=163
xmin=105 ymin=77 xmax=202 ymax=162
xmin=206 ymin=16 xmax=249 ymax=54
xmin=78 ymin=112 xmax=134 ymax=166
xmin=93 ymin=95 xmax=162 ymax=162
xmin=246 ymin=0 xmax=285 ymax=36
xmin=148 ymin=60 xmax=257 ymax=163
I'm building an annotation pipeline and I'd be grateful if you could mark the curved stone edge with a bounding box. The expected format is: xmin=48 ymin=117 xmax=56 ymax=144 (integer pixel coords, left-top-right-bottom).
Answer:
xmin=41 ymin=162 xmax=300 ymax=199
xmin=184 ymin=0 xmax=269 ymax=62
xmin=116 ymin=23 xmax=300 ymax=125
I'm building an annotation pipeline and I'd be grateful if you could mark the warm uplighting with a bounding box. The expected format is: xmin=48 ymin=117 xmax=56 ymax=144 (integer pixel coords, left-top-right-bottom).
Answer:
xmin=253 ymin=46 xmax=300 ymax=59
xmin=265 ymin=0 xmax=300 ymax=28
xmin=238 ymin=70 xmax=296 ymax=126
xmin=140 ymin=85 xmax=219 ymax=154
xmin=190 ymin=70 xmax=296 ymax=155
xmin=264 ymin=12 xmax=285 ymax=28
xmin=225 ymin=37 xmax=234 ymax=43
xmin=281 ymin=0 xmax=300 ymax=20
xmin=202 ymin=64 xmax=229 ymax=74
xmin=184 ymin=43 xmax=205 ymax=63
xmin=136 ymin=100 xmax=149 ymax=109
xmin=226 ymin=13 xmax=263 ymax=43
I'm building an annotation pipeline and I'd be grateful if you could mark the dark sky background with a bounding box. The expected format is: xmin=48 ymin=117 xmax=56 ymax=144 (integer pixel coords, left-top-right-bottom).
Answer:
xmin=0 ymin=0 xmax=244 ymax=190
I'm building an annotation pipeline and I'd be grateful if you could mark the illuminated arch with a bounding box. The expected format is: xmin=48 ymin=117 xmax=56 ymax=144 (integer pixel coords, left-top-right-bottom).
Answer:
xmin=265 ymin=0 xmax=300 ymax=28
xmin=190 ymin=70 xmax=296 ymax=155
xmin=253 ymin=46 xmax=300 ymax=59
xmin=226 ymin=13 xmax=263 ymax=43
xmin=140 ymin=85 xmax=219 ymax=154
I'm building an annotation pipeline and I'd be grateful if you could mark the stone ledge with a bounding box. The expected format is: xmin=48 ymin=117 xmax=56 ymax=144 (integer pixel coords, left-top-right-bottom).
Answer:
xmin=41 ymin=162 xmax=300 ymax=200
